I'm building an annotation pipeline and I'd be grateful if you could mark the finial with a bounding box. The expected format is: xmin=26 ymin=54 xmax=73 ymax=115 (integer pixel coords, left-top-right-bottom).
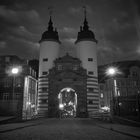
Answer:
xmin=48 ymin=6 xmax=53 ymax=17
xmin=47 ymin=6 xmax=54 ymax=31
xmin=82 ymin=6 xmax=89 ymax=31
xmin=83 ymin=6 xmax=87 ymax=19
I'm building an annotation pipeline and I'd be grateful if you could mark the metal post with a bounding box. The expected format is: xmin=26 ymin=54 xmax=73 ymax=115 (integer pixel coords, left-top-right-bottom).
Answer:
xmin=12 ymin=76 xmax=15 ymax=100
xmin=12 ymin=76 xmax=15 ymax=114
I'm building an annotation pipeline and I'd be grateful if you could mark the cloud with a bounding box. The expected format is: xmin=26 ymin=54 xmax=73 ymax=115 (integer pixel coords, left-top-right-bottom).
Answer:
xmin=0 ymin=5 xmax=44 ymax=33
xmin=0 ymin=5 xmax=43 ymax=59
xmin=3 ymin=35 xmax=39 ymax=59
xmin=59 ymin=27 xmax=77 ymax=38
xmin=0 ymin=41 xmax=7 ymax=48
xmin=62 ymin=27 xmax=76 ymax=34
xmin=8 ymin=25 xmax=40 ymax=41
xmin=68 ymin=5 xmax=93 ymax=16
xmin=0 ymin=6 xmax=19 ymax=24
xmin=63 ymin=38 xmax=75 ymax=44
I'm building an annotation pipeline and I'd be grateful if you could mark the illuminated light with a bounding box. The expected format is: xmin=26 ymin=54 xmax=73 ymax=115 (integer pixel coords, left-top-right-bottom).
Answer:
xmin=11 ymin=67 xmax=19 ymax=74
xmin=59 ymin=104 xmax=64 ymax=110
xmin=106 ymin=67 xmax=116 ymax=76
xmin=118 ymin=90 xmax=120 ymax=96
xmin=60 ymin=87 xmax=75 ymax=92
xmin=26 ymin=101 xmax=31 ymax=106
xmin=114 ymin=79 xmax=117 ymax=96
xmin=68 ymin=101 xmax=73 ymax=105
xmin=101 ymin=106 xmax=110 ymax=111
xmin=58 ymin=93 xmax=61 ymax=99
xmin=100 ymin=93 xmax=103 ymax=98
xmin=119 ymin=102 xmax=122 ymax=106
xmin=66 ymin=88 xmax=71 ymax=92
xmin=31 ymin=104 xmax=35 ymax=108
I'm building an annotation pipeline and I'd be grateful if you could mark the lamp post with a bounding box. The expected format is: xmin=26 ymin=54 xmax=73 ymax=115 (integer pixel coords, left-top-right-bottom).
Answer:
xmin=106 ymin=67 xmax=119 ymax=116
xmin=11 ymin=67 xmax=19 ymax=100
xmin=11 ymin=67 xmax=20 ymax=118
xmin=59 ymin=103 xmax=64 ymax=119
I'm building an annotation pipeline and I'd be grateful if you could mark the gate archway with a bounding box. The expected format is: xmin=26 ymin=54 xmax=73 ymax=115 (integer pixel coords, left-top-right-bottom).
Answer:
xmin=58 ymin=87 xmax=77 ymax=118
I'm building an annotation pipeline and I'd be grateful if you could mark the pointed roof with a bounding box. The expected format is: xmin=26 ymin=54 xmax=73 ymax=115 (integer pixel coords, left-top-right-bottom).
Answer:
xmin=39 ymin=16 xmax=61 ymax=43
xmin=48 ymin=16 xmax=53 ymax=31
xmin=75 ymin=13 xmax=97 ymax=44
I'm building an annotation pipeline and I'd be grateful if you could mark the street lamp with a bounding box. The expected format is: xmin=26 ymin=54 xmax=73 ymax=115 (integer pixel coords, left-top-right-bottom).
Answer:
xmin=11 ymin=68 xmax=19 ymax=74
xmin=11 ymin=67 xmax=19 ymax=100
xmin=106 ymin=67 xmax=118 ymax=77
xmin=10 ymin=66 xmax=23 ymax=120
xmin=106 ymin=66 xmax=120 ymax=116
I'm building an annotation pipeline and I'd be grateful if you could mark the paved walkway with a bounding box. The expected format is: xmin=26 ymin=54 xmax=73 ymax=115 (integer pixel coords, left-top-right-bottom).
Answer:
xmin=0 ymin=116 xmax=15 ymax=122
xmin=0 ymin=118 xmax=140 ymax=140
xmin=96 ymin=120 xmax=140 ymax=138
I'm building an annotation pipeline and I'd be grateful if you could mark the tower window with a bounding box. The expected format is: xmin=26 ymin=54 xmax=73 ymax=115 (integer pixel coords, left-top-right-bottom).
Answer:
xmin=41 ymin=87 xmax=48 ymax=92
xmin=88 ymin=71 xmax=94 ymax=75
xmin=88 ymin=100 xmax=93 ymax=104
xmin=41 ymin=99 xmax=47 ymax=104
xmin=43 ymin=58 xmax=48 ymax=62
xmin=88 ymin=88 xmax=94 ymax=92
xmin=88 ymin=58 xmax=93 ymax=61
xmin=42 ymin=71 xmax=48 ymax=75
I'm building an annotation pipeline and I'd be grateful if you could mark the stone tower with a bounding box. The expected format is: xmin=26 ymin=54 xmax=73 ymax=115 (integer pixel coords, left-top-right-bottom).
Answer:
xmin=75 ymin=15 xmax=99 ymax=116
xmin=38 ymin=16 xmax=61 ymax=117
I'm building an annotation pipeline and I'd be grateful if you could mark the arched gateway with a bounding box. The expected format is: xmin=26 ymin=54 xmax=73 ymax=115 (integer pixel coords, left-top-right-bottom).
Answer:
xmin=58 ymin=87 xmax=77 ymax=118
xmin=48 ymin=54 xmax=88 ymax=118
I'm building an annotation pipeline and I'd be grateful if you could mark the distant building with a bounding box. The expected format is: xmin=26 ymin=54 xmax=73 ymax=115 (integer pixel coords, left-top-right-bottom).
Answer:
xmin=28 ymin=59 xmax=39 ymax=78
xmin=0 ymin=55 xmax=38 ymax=120
xmin=38 ymin=14 xmax=99 ymax=118
xmin=98 ymin=60 xmax=140 ymax=118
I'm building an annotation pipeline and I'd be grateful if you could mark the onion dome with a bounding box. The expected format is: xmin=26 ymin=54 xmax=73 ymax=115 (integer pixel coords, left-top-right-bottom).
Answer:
xmin=39 ymin=16 xmax=61 ymax=43
xmin=75 ymin=17 xmax=97 ymax=44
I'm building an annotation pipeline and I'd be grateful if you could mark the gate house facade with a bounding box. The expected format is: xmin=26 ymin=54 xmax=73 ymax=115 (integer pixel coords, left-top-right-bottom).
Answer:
xmin=37 ymin=14 xmax=99 ymax=118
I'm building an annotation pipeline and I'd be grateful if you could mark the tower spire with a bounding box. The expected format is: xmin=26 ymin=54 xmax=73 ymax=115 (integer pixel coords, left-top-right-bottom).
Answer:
xmin=48 ymin=6 xmax=53 ymax=17
xmin=83 ymin=6 xmax=87 ymax=20
xmin=83 ymin=6 xmax=89 ymax=31
xmin=48 ymin=6 xmax=54 ymax=31
xmin=75 ymin=5 xmax=97 ymax=44
xmin=39 ymin=6 xmax=60 ymax=43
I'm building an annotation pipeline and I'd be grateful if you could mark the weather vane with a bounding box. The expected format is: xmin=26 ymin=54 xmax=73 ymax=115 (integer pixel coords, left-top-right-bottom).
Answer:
xmin=48 ymin=6 xmax=53 ymax=17
xmin=83 ymin=6 xmax=87 ymax=18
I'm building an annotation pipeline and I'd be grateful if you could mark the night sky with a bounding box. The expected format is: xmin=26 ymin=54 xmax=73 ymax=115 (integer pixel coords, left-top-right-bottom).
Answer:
xmin=0 ymin=0 xmax=140 ymax=65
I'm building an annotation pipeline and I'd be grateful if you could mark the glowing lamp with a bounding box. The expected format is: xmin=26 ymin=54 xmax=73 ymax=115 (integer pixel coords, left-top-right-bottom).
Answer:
xmin=11 ymin=67 xmax=19 ymax=74
xmin=59 ymin=104 xmax=64 ymax=110
xmin=106 ymin=67 xmax=118 ymax=76
xmin=66 ymin=88 xmax=71 ymax=92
